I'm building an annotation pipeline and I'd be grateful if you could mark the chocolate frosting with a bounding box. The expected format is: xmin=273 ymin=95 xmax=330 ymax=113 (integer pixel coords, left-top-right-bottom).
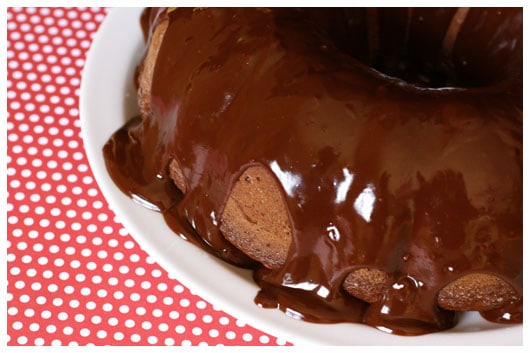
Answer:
xmin=103 ymin=8 xmax=522 ymax=335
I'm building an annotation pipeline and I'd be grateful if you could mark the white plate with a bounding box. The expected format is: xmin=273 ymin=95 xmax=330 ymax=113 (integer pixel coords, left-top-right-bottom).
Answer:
xmin=80 ymin=7 xmax=522 ymax=346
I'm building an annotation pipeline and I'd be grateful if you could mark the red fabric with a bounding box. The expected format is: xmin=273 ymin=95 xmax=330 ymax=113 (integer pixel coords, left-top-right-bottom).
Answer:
xmin=7 ymin=7 xmax=288 ymax=346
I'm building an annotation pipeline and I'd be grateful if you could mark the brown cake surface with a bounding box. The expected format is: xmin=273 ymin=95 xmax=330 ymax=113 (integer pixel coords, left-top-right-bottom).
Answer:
xmin=104 ymin=7 xmax=522 ymax=335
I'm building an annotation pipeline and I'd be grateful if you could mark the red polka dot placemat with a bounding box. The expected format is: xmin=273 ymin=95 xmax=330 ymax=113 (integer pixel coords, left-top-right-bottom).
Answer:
xmin=6 ymin=7 xmax=289 ymax=346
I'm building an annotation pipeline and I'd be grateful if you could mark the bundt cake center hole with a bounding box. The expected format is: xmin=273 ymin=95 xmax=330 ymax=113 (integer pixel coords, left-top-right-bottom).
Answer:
xmin=349 ymin=10 xmax=481 ymax=89
xmin=367 ymin=49 xmax=461 ymax=88
xmin=321 ymin=8 xmax=521 ymax=89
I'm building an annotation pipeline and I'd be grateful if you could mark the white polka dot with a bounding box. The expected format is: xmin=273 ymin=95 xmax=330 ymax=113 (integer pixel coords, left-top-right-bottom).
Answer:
xmin=34 ymin=338 xmax=45 ymax=345
xmin=276 ymin=338 xmax=286 ymax=346
xmin=134 ymin=266 xmax=145 ymax=276
xmin=125 ymin=319 xmax=135 ymax=328
xmin=52 ymin=297 xmax=63 ymax=306
xmin=259 ymin=335 xmax=270 ymax=344
xmin=58 ymin=272 xmax=69 ymax=280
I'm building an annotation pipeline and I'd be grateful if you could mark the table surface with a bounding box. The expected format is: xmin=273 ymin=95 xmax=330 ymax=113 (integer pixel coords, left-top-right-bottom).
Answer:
xmin=6 ymin=7 xmax=289 ymax=346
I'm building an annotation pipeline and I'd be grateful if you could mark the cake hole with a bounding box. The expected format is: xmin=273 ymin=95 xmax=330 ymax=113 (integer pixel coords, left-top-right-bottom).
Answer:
xmin=328 ymin=8 xmax=522 ymax=89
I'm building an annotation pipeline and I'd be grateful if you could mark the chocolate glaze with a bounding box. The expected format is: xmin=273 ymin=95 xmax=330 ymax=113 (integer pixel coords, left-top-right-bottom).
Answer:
xmin=103 ymin=8 xmax=522 ymax=335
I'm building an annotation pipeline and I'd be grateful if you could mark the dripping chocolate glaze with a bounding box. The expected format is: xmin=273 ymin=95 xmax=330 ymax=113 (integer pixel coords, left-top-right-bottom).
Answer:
xmin=103 ymin=8 xmax=522 ymax=335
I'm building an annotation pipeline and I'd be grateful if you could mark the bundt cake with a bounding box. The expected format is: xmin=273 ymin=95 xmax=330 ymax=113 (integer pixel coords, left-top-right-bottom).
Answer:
xmin=103 ymin=7 xmax=522 ymax=335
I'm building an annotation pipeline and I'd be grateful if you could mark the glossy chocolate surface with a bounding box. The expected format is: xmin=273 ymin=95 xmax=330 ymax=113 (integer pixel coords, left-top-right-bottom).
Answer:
xmin=103 ymin=8 xmax=522 ymax=335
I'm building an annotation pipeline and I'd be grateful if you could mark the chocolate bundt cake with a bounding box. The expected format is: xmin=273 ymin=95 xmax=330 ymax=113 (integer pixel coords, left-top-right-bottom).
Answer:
xmin=104 ymin=7 xmax=522 ymax=335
